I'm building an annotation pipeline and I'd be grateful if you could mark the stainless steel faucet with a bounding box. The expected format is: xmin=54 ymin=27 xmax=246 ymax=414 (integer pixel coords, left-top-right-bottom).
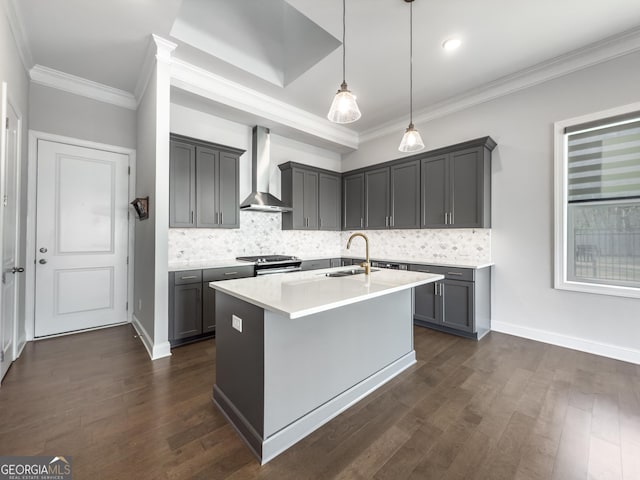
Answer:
xmin=346 ymin=232 xmax=371 ymax=275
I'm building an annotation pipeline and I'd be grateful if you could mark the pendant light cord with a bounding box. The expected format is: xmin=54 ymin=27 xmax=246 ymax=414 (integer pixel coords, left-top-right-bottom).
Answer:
xmin=409 ymin=0 xmax=413 ymax=125
xmin=342 ymin=0 xmax=346 ymax=85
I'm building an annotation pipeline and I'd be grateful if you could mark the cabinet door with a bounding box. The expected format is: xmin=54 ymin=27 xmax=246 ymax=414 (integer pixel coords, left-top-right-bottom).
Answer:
xmin=319 ymin=173 xmax=341 ymax=230
xmin=391 ymin=160 xmax=420 ymax=229
xmin=343 ymin=173 xmax=364 ymax=230
xmin=442 ymin=279 xmax=474 ymax=333
xmin=421 ymin=154 xmax=449 ymax=228
xmin=196 ymin=146 xmax=218 ymax=228
xmin=413 ymin=282 xmax=441 ymax=325
xmin=365 ymin=167 xmax=390 ymax=229
xmin=202 ymin=283 xmax=216 ymax=334
xmin=450 ymin=147 xmax=483 ymax=228
xmin=173 ymin=283 xmax=203 ymax=340
xmin=303 ymin=170 xmax=319 ymax=229
xmin=218 ymin=152 xmax=240 ymax=228
xmin=169 ymin=141 xmax=196 ymax=227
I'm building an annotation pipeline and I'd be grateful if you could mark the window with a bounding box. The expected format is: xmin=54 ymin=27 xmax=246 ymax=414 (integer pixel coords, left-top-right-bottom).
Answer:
xmin=555 ymin=104 xmax=640 ymax=298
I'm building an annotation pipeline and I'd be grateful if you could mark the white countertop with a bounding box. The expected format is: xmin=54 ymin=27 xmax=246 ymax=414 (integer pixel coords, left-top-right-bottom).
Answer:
xmin=168 ymin=259 xmax=255 ymax=272
xmin=209 ymin=266 xmax=443 ymax=319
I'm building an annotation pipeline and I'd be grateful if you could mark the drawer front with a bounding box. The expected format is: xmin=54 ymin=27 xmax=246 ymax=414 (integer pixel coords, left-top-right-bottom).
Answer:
xmin=203 ymin=265 xmax=255 ymax=282
xmin=409 ymin=264 xmax=474 ymax=281
xmin=300 ymin=259 xmax=332 ymax=271
xmin=174 ymin=269 xmax=202 ymax=285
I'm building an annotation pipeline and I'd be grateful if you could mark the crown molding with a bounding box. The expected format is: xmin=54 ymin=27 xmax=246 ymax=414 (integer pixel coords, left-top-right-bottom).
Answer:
xmin=170 ymin=57 xmax=359 ymax=150
xmin=30 ymin=65 xmax=137 ymax=110
xmin=134 ymin=35 xmax=177 ymax=104
xmin=3 ymin=0 xmax=34 ymax=72
xmin=360 ymin=26 xmax=640 ymax=144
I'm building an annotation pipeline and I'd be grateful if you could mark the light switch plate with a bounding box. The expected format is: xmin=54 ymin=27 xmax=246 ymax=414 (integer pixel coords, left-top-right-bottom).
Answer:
xmin=232 ymin=315 xmax=243 ymax=332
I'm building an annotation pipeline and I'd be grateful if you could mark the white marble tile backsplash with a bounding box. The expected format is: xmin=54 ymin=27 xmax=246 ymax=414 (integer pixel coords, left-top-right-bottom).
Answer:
xmin=168 ymin=211 xmax=491 ymax=264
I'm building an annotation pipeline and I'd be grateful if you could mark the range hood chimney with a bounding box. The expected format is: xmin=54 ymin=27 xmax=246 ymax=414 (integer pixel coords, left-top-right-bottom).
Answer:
xmin=240 ymin=126 xmax=293 ymax=212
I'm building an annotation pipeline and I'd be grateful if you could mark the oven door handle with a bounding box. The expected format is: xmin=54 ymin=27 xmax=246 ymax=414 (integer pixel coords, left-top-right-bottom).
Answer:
xmin=256 ymin=266 xmax=302 ymax=275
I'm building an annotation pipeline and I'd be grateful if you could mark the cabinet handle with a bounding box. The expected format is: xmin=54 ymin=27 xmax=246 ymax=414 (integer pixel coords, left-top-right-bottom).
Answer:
xmin=191 ymin=211 xmax=194 ymax=224
xmin=360 ymin=218 xmax=363 ymax=228
xmin=220 ymin=212 xmax=223 ymax=224
xmin=447 ymin=272 xmax=463 ymax=276
xmin=444 ymin=212 xmax=448 ymax=225
xmin=224 ymin=271 xmax=238 ymax=276
xmin=390 ymin=216 xmax=394 ymax=227
xmin=181 ymin=275 xmax=198 ymax=280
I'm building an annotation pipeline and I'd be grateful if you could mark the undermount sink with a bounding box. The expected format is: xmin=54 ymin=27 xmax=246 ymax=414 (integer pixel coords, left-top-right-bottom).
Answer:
xmin=325 ymin=268 xmax=378 ymax=277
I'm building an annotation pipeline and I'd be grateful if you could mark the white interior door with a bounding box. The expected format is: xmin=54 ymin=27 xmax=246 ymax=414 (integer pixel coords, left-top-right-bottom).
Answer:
xmin=34 ymin=140 xmax=129 ymax=337
xmin=1 ymin=96 xmax=21 ymax=382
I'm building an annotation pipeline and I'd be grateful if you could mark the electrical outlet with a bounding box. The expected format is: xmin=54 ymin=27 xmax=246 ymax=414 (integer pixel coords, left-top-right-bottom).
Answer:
xmin=232 ymin=315 xmax=243 ymax=333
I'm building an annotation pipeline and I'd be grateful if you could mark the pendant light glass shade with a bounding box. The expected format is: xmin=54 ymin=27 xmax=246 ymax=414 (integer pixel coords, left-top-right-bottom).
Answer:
xmin=328 ymin=0 xmax=361 ymax=124
xmin=398 ymin=0 xmax=424 ymax=152
xmin=399 ymin=123 xmax=425 ymax=152
xmin=328 ymin=82 xmax=361 ymax=123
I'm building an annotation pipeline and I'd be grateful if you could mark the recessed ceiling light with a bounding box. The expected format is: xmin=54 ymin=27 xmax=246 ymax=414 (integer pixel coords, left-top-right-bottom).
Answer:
xmin=442 ymin=37 xmax=462 ymax=51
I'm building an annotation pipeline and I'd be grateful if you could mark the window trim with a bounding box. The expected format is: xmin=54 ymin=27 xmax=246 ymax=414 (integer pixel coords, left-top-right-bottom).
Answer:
xmin=554 ymin=101 xmax=640 ymax=299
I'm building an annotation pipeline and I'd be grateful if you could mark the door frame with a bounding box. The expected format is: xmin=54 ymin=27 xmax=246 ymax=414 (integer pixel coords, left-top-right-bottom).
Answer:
xmin=0 ymin=85 xmax=24 ymax=371
xmin=26 ymin=131 xmax=136 ymax=340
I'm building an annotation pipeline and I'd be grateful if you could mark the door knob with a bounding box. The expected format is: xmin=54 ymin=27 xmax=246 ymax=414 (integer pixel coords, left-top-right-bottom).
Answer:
xmin=39 ymin=259 xmax=47 ymax=264
xmin=39 ymin=247 xmax=48 ymax=253
xmin=11 ymin=267 xmax=24 ymax=273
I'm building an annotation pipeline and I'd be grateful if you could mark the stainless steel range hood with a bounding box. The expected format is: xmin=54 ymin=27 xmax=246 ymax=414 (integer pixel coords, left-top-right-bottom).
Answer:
xmin=240 ymin=126 xmax=293 ymax=213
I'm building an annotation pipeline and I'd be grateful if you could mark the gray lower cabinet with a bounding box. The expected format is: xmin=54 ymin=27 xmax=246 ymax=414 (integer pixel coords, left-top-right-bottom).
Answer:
xmin=279 ymin=163 xmax=340 ymax=231
xmin=169 ymin=265 xmax=254 ymax=347
xmin=170 ymin=134 xmax=243 ymax=228
xmin=410 ymin=264 xmax=491 ymax=340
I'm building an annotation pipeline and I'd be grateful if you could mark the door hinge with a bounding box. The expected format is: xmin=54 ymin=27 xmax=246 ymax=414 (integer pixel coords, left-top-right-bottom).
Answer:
xmin=2 ymin=195 xmax=7 ymax=207
xmin=126 ymin=301 xmax=129 ymax=311
xmin=126 ymin=256 xmax=129 ymax=265
xmin=128 ymin=166 xmax=131 ymax=175
xmin=5 ymin=117 xmax=8 ymax=129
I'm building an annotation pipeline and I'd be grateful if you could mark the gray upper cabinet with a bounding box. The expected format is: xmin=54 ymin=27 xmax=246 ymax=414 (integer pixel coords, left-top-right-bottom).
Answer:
xmin=195 ymin=146 xmax=218 ymax=228
xmin=343 ymin=173 xmax=364 ymax=230
xmin=169 ymin=135 xmax=243 ymax=229
xmin=365 ymin=167 xmax=390 ymax=229
xmin=218 ymin=152 xmax=240 ymax=228
xmin=169 ymin=141 xmax=196 ymax=227
xmin=421 ymin=141 xmax=494 ymax=228
xmin=390 ymin=160 xmax=421 ymax=229
xmin=318 ymin=173 xmax=341 ymax=230
xmin=421 ymin=154 xmax=448 ymax=228
xmin=280 ymin=163 xmax=339 ymax=231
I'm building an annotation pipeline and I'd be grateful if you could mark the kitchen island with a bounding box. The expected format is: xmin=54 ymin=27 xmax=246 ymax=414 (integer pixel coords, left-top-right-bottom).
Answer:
xmin=209 ymin=267 xmax=443 ymax=464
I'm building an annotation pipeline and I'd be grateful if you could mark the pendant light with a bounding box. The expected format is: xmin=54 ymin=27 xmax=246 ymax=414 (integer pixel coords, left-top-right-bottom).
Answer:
xmin=398 ymin=0 xmax=424 ymax=152
xmin=327 ymin=0 xmax=361 ymax=124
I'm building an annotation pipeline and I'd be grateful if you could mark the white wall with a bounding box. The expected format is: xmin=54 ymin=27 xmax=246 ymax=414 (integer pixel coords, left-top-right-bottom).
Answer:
xmin=344 ymin=51 xmax=640 ymax=363
xmin=1 ymin=3 xmax=30 ymax=352
xmin=29 ymin=83 xmax=137 ymax=149
xmin=134 ymin=70 xmax=158 ymax=345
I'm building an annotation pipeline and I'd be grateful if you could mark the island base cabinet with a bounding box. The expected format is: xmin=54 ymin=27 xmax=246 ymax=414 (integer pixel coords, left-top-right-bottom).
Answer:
xmin=213 ymin=289 xmax=416 ymax=464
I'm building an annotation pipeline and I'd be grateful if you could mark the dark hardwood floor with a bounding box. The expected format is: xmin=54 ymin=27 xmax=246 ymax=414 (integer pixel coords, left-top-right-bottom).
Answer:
xmin=0 ymin=324 xmax=638 ymax=479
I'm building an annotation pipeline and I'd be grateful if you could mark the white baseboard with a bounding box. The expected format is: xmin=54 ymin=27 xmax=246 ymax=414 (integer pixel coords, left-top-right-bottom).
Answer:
xmin=131 ymin=314 xmax=172 ymax=360
xmin=492 ymin=321 xmax=640 ymax=365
